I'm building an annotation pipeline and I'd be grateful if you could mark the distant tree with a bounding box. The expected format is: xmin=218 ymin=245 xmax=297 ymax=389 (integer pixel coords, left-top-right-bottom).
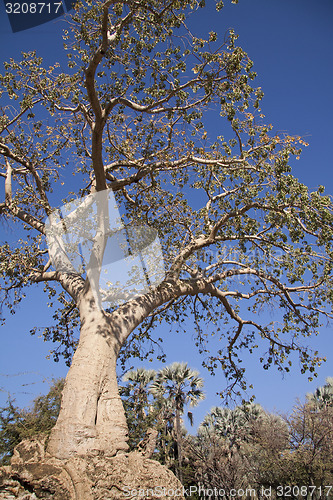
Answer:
xmin=189 ymin=403 xmax=289 ymax=496
xmin=150 ymin=393 xmax=176 ymax=467
xmin=247 ymin=412 xmax=290 ymax=492
xmin=199 ymin=402 xmax=264 ymax=451
xmin=285 ymin=382 xmax=333 ymax=492
xmin=120 ymin=367 xmax=156 ymax=448
xmin=150 ymin=362 xmax=204 ymax=481
xmin=0 ymin=0 xmax=332 ymax=462
xmin=0 ymin=379 xmax=64 ymax=465
xmin=186 ymin=382 xmax=333 ymax=498
xmin=122 ymin=367 xmax=156 ymax=418
xmin=307 ymin=376 xmax=333 ymax=409
xmin=189 ymin=406 xmax=253 ymax=495
xmin=0 ymin=398 xmax=24 ymax=465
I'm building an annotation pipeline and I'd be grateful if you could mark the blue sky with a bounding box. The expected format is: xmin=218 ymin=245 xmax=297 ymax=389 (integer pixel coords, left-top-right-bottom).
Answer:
xmin=0 ymin=0 xmax=332 ymax=429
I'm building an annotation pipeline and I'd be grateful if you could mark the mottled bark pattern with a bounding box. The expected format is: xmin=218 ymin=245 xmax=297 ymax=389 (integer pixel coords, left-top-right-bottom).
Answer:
xmin=47 ymin=289 xmax=128 ymax=458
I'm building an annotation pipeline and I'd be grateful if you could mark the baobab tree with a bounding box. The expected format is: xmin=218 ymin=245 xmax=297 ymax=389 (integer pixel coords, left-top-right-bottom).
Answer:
xmin=0 ymin=0 xmax=332 ymax=463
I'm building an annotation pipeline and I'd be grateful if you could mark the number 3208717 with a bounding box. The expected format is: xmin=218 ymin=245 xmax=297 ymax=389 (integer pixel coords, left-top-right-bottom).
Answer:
xmin=277 ymin=485 xmax=332 ymax=497
xmin=5 ymin=3 xmax=62 ymax=14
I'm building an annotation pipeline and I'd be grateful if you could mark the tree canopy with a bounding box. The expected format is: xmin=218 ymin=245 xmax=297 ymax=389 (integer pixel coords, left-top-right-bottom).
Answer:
xmin=0 ymin=0 xmax=332 ymax=457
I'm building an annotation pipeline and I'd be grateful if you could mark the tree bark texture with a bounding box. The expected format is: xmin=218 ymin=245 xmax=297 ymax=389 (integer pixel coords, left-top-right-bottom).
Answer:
xmin=47 ymin=289 xmax=129 ymax=459
xmin=0 ymin=435 xmax=185 ymax=499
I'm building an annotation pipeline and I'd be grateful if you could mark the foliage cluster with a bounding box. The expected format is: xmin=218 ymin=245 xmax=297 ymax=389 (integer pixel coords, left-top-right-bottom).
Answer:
xmin=0 ymin=378 xmax=64 ymax=465
xmin=186 ymin=394 xmax=333 ymax=499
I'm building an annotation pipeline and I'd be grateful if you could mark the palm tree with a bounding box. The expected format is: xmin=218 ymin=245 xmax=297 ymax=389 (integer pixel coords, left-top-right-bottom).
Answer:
xmin=194 ymin=405 xmax=289 ymax=495
xmin=122 ymin=367 xmax=156 ymax=419
xmin=307 ymin=377 xmax=333 ymax=409
xmin=150 ymin=362 xmax=205 ymax=482
xmin=121 ymin=367 xmax=156 ymax=448
xmin=199 ymin=403 xmax=265 ymax=451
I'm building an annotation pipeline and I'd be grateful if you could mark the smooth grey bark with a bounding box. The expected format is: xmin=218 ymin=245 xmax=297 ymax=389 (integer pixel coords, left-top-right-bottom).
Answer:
xmin=47 ymin=287 xmax=128 ymax=459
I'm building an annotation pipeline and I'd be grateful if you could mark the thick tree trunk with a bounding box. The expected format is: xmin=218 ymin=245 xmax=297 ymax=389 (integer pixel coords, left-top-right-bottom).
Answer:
xmin=47 ymin=290 xmax=129 ymax=459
